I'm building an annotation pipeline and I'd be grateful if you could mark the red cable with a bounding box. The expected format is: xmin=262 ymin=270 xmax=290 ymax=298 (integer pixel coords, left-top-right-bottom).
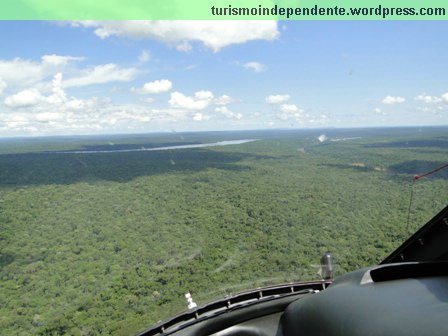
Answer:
xmin=406 ymin=162 xmax=448 ymax=233
xmin=413 ymin=162 xmax=448 ymax=181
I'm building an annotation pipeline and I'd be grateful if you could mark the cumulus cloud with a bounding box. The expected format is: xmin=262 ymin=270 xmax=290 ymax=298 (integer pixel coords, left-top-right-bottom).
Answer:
xmin=67 ymin=21 xmax=279 ymax=52
xmin=0 ymin=58 xmax=47 ymax=87
xmin=35 ymin=112 xmax=64 ymax=122
xmin=278 ymin=104 xmax=303 ymax=121
xmin=214 ymin=94 xmax=233 ymax=105
xmin=193 ymin=112 xmax=210 ymax=121
xmin=195 ymin=90 xmax=214 ymax=100
xmin=414 ymin=94 xmax=441 ymax=104
xmin=142 ymin=79 xmax=172 ymax=94
xmin=65 ymin=99 xmax=88 ymax=110
xmin=169 ymin=90 xmax=214 ymax=110
xmin=4 ymin=73 xmax=100 ymax=112
xmin=1 ymin=114 xmax=30 ymax=129
xmin=414 ymin=93 xmax=448 ymax=105
xmin=2 ymin=103 xmax=154 ymax=136
xmin=47 ymin=73 xmax=67 ymax=104
xmin=265 ymin=94 xmax=290 ymax=104
xmin=382 ymin=96 xmax=406 ymax=104
xmin=280 ymin=104 xmax=299 ymax=113
xmin=4 ymin=89 xmax=44 ymax=108
xmin=215 ymin=106 xmax=243 ymax=120
xmin=62 ymin=63 xmax=138 ymax=88
xmin=0 ymin=80 xmax=166 ymax=135
xmin=442 ymin=92 xmax=448 ymax=103
xmin=243 ymin=61 xmax=266 ymax=73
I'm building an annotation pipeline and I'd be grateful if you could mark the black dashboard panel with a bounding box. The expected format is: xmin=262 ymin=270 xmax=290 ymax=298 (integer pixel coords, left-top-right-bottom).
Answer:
xmin=139 ymin=263 xmax=448 ymax=336
xmin=281 ymin=262 xmax=448 ymax=336
xmin=208 ymin=313 xmax=282 ymax=336
xmin=137 ymin=281 xmax=330 ymax=336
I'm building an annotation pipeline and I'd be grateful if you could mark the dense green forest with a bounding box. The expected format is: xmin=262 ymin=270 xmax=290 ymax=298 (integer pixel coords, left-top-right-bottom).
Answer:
xmin=1 ymin=127 xmax=447 ymax=335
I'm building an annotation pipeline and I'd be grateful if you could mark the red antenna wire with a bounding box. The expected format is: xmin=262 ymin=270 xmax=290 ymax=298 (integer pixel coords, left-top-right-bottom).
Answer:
xmin=406 ymin=162 xmax=448 ymax=233
xmin=413 ymin=162 xmax=448 ymax=181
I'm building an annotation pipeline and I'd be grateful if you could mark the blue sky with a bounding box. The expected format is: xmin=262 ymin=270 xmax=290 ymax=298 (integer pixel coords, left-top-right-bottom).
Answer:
xmin=0 ymin=20 xmax=447 ymax=136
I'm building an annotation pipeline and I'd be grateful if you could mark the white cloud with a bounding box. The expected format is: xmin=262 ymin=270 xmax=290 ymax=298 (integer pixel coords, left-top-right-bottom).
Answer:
xmin=169 ymin=90 xmax=214 ymax=110
xmin=382 ymin=96 xmax=405 ymax=104
xmin=414 ymin=93 xmax=448 ymax=105
xmin=65 ymin=99 xmax=87 ymax=110
xmin=193 ymin=112 xmax=210 ymax=121
xmin=278 ymin=104 xmax=303 ymax=121
xmin=195 ymin=90 xmax=213 ymax=100
xmin=4 ymin=73 xmax=102 ymax=114
xmin=280 ymin=104 xmax=299 ymax=113
xmin=0 ymin=55 xmax=86 ymax=89
xmin=4 ymin=88 xmax=44 ymax=108
xmin=62 ymin=63 xmax=138 ymax=88
xmin=47 ymin=73 xmax=67 ymax=104
xmin=41 ymin=54 xmax=84 ymax=66
xmin=0 ymin=77 xmax=6 ymax=95
xmin=442 ymin=92 xmax=448 ymax=103
xmin=0 ymin=58 xmax=47 ymax=87
xmin=266 ymin=94 xmax=290 ymax=104
xmin=414 ymin=94 xmax=442 ymax=104
xmin=67 ymin=21 xmax=279 ymax=52
xmin=214 ymin=95 xmax=233 ymax=105
xmin=2 ymin=114 xmax=30 ymax=128
xmin=138 ymin=50 xmax=151 ymax=63
xmin=193 ymin=113 xmax=203 ymax=121
xmin=0 ymin=57 xmax=141 ymax=115
xmin=142 ymin=79 xmax=172 ymax=94
xmin=1 ymin=91 xmax=155 ymax=135
xmin=215 ymin=106 xmax=243 ymax=120
xmin=243 ymin=61 xmax=266 ymax=73
xmin=35 ymin=112 xmax=64 ymax=122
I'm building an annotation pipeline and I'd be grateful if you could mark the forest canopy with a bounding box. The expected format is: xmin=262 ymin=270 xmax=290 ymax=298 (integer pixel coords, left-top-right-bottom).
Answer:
xmin=1 ymin=127 xmax=447 ymax=335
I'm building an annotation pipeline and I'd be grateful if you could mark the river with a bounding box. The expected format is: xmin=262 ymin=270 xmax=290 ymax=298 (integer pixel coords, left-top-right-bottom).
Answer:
xmin=54 ymin=139 xmax=259 ymax=154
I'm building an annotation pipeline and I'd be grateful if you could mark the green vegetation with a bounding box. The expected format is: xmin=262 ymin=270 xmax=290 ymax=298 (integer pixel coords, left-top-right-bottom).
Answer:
xmin=1 ymin=127 xmax=447 ymax=335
